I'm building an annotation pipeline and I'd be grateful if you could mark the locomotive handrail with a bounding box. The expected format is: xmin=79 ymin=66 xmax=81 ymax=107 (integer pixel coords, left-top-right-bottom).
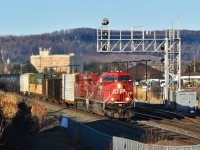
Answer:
xmin=86 ymin=91 xmax=94 ymax=99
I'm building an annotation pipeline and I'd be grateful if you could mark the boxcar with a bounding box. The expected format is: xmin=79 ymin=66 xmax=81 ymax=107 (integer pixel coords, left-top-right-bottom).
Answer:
xmin=20 ymin=73 xmax=33 ymax=94
xmin=62 ymin=73 xmax=76 ymax=104
xmin=29 ymin=73 xmax=47 ymax=95
xmin=47 ymin=77 xmax=62 ymax=101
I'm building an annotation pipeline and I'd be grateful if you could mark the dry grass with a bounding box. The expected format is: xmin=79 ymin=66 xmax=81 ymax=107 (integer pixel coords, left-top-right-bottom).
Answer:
xmin=187 ymin=86 xmax=200 ymax=98
xmin=0 ymin=93 xmax=19 ymax=118
xmin=0 ymin=93 xmax=20 ymax=145
xmin=136 ymin=86 xmax=163 ymax=104
xmin=141 ymin=129 xmax=167 ymax=144
xmin=137 ymin=86 xmax=146 ymax=100
xmin=29 ymin=101 xmax=47 ymax=129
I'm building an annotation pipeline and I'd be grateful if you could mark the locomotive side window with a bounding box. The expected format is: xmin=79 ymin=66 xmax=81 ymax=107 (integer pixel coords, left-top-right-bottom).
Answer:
xmin=118 ymin=76 xmax=131 ymax=82
xmin=103 ymin=76 xmax=116 ymax=82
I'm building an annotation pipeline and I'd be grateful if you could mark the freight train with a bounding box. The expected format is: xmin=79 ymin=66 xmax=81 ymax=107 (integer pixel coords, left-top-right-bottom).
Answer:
xmin=20 ymin=71 xmax=135 ymax=118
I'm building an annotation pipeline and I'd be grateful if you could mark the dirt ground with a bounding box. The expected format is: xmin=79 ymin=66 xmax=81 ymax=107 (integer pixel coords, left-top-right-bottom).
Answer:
xmin=2 ymin=124 xmax=89 ymax=150
xmin=31 ymin=126 xmax=89 ymax=150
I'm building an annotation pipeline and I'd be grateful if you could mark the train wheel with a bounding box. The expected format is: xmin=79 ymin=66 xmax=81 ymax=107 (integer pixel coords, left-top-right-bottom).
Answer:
xmin=119 ymin=113 xmax=125 ymax=119
xmin=124 ymin=111 xmax=130 ymax=119
xmin=105 ymin=109 xmax=111 ymax=118
xmin=74 ymin=101 xmax=78 ymax=109
xmin=111 ymin=110 xmax=114 ymax=118
xmin=65 ymin=103 xmax=70 ymax=108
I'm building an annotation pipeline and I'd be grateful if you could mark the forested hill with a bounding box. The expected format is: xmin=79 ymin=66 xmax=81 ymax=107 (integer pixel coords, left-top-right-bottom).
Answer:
xmin=0 ymin=28 xmax=200 ymax=63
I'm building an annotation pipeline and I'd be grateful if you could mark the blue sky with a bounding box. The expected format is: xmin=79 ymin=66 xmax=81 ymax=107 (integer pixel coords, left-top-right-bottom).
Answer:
xmin=0 ymin=0 xmax=199 ymax=35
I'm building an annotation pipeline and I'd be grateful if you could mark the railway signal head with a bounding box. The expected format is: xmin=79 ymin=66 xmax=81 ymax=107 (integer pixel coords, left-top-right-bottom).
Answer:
xmin=102 ymin=18 xmax=109 ymax=26
xmin=161 ymin=58 xmax=165 ymax=63
xmin=161 ymin=44 xmax=165 ymax=50
xmin=102 ymin=44 xmax=108 ymax=51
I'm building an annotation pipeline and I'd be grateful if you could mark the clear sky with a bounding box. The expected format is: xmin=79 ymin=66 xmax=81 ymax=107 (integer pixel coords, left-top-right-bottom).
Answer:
xmin=0 ymin=0 xmax=199 ymax=35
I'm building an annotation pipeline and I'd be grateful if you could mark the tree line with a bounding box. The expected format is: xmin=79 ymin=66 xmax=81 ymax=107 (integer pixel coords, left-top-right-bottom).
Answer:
xmin=0 ymin=28 xmax=200 ymax=64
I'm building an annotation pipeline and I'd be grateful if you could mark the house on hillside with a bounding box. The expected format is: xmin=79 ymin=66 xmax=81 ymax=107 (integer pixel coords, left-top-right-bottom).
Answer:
xmin=30 ymin=47 xmax=83 ymax=73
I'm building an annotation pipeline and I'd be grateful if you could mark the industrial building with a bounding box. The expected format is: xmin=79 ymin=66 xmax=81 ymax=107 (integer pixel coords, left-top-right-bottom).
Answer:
xmin=30 ymin=47 xmax=83 ymax=73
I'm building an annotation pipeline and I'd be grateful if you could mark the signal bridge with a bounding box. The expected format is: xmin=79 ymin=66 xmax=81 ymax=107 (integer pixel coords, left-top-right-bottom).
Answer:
xmin=97 ymin=20 xmax=181 ymax=103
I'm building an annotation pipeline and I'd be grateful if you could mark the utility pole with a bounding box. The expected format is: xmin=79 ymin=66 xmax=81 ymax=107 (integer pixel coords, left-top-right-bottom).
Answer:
xmin=188 ymin=64 xmax=191 ymax=86
xmin=142 ymin=59 xmax=151 ymax=102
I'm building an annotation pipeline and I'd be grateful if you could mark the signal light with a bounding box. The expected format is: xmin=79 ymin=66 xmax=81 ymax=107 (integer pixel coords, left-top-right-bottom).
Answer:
xmin=161 ymin=58 xmax=165 ymax=63
xmin=102 ymin=31 xmax=108 ymax=37
xmin=102 ymin=45 xmax=108 ymax=51
xmin=102 ymin=18 xmax=109 ymax=26
xmin=161 ymin=44 xmax=165 ymax=50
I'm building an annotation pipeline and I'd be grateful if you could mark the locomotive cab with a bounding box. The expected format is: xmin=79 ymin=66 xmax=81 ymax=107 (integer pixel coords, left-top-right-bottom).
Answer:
xmin=101 ymin=72 xmax=134 ymax=103
xmin=100 ymin=72 xmax=135 ymax=118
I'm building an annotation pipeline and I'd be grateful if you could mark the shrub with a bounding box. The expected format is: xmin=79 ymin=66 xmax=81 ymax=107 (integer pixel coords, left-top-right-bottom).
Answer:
xmin=29 ymin=101 xmax=47 ymax=129
xmin=0 ymin=93 xmax=19 ymax=118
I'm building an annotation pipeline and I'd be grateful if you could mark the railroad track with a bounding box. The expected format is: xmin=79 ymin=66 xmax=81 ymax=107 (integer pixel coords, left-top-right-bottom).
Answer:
xmin=114 ymin=118 xmax=200 ymax=145
xmin=24 ymin=94 xmax=200 ymax=145
xmin=132 ymin=106 xmax=200 ymax=140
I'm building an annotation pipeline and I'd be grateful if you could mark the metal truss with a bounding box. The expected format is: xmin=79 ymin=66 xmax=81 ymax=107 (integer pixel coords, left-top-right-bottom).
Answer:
xmin=97 ymin=26 xmax=181 ymax=101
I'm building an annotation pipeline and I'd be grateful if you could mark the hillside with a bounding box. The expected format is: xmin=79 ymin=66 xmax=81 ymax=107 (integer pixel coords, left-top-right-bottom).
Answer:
xmin=0 ymin=28 xmax=200 ymax=64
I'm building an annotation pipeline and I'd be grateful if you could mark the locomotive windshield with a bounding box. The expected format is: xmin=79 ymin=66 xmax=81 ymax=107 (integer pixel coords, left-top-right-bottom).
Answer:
xmin=103 ymin=76 xmax=117 ymax=82
xmin=118 ymin=76 xmax=131 ymax=82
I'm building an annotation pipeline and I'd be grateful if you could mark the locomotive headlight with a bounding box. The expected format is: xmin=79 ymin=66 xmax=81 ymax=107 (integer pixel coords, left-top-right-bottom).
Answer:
xmin=111 ymin=98 xmax=115 ymax=101
xmin=126 ymin=97 xmax=130 ymax=101
xmin=117 ymin=83 xmax=121 ymax=89
xmin=129 ymin=92 xmax=132 ymax=95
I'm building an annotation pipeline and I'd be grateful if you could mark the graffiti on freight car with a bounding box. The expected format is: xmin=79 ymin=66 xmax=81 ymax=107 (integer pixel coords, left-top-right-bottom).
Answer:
xmin=30 ymin=77 xmax=35 ymax=84
xmin=36 ymin=79 xmax=42 ymax=84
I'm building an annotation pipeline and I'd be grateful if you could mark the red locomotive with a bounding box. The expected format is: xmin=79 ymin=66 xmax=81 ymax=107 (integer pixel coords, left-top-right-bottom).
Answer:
xmin=62 ymin=71 xmax=135 ymax=118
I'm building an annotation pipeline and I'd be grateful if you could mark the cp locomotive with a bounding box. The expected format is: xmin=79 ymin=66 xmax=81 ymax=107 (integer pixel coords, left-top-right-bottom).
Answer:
xmin=20 ymin=71 xmax=135 ymax=118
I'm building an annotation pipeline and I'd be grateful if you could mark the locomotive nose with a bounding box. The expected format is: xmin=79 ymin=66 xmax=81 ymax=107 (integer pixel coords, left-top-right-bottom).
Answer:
xmin=117 ymin=83 xmax=126 ymax=89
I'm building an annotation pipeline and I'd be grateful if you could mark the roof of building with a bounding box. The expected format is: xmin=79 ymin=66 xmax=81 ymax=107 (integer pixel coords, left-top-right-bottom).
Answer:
xmin=182 ymin=72 xmax=200 ymax=76
xmin=128 ymin=63 xmax=164 ymax=81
